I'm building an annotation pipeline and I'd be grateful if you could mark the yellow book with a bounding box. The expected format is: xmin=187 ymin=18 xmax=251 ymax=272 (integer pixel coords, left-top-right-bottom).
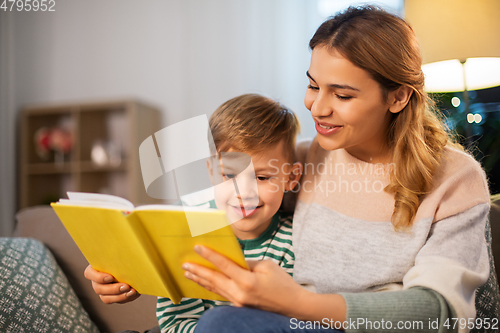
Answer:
xmin=51 ymin=192 xmax=248 ymax=304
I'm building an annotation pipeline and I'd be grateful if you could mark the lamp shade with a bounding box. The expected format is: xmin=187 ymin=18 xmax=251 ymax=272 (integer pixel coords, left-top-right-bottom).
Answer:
xmin=405 ymin=0 xmax=500 ymax=65
xmin=422 ymin=58 xmax=500 ymax=93
xmin=406 ymin=0 xmax=500 ymax=93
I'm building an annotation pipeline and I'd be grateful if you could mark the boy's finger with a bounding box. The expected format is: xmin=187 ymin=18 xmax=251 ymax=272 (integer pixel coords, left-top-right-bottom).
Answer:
xmin=92 ymin=281 xmax=131 ymax=296
xmin=99 ymin=290 xmax=140 ymax=304
xmin=118 ymin=291 xmax=141 ymax=304
xmin=84 ymin=265 xmax=116 ymax=283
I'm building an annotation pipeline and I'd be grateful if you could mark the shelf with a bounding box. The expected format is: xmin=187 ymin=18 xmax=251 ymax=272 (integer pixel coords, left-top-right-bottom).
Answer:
xmin=27 ymin=162 xmax=74 ymax=175
xmin=26 ymin=112 xmax=74 ymax=164
xmin=20 ymin=99 xmax=162 ymax=208
xmin=26 ymin=161 xmax=127 ymax=175
xmin=27 ymin=174 xmax=75 ymax=206
xmin=79 ymin=161 xmax=127 ymax=173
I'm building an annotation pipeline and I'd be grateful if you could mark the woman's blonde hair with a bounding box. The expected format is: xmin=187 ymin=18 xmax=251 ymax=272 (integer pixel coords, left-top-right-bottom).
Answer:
xmin=310 ymin=6 xmax=459 ymax=229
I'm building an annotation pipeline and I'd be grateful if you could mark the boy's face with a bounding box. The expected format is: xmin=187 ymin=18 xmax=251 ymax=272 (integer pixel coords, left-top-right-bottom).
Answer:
xmin=207 ymin=141 xmax=301 ymax=240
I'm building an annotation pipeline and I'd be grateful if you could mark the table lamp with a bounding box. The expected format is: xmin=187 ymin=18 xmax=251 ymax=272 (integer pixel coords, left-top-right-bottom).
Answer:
xmin=405 ymin=0 xmax=500 ymax=140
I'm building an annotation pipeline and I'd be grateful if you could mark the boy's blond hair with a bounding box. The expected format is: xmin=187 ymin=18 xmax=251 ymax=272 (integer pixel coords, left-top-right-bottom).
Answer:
xmin=209 ymin=94 xmax=300 ymax=162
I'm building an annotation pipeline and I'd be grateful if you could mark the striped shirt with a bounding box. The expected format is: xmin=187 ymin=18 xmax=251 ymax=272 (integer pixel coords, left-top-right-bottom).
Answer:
xmin=156 ymin=210 xmax=294 ymax=333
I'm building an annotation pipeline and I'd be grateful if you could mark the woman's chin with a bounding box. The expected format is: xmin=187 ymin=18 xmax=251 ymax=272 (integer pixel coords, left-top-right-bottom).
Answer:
xmin=316 ymin=136 xmax=341 ymax=151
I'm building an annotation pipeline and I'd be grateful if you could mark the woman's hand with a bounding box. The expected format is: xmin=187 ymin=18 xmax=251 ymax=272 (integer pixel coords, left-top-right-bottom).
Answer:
xmin=83 ymin=265 xmax=141 ymax=304
xmin=182 ymin=245 xmax=308 ymax=318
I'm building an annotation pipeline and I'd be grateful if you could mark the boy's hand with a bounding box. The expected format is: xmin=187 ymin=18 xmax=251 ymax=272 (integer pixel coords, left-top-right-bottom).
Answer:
xmin=83 ymin=265 xmax=141 ymax=304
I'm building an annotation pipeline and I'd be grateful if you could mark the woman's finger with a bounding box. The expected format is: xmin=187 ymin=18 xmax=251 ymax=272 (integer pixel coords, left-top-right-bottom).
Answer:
xmin=184 ymin=269 xmax=215 ymax=292
xmin=246 ymin=260 xmax=260 ymax=270
xmin=192 ymin=245 xmax=249 ymax=279
xmin=184 ymin=264 xmax=242 ymax=305
xmin=183 ymin=261 xmax=231 ymax=292
xmin=184 ymin=246 xmax=258 ymax=305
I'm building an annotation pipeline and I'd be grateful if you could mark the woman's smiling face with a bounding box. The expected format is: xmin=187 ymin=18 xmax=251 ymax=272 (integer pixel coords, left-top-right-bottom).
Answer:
xmin=304 ymin=46 xmax=395 ymax=163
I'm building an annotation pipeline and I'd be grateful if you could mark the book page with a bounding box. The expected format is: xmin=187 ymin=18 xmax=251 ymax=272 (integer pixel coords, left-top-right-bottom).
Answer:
xmin=56 ymin=199 xmax=131 ymax=211
xmin=134 ymin=204 xmax=218 ymax=212
xmin=65 ymin=192 xmax=135 ymax=210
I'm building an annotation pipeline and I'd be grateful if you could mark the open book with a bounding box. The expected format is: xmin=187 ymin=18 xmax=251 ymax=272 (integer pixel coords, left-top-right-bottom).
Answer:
xmin=51 ymin=192 xmax=247 ymax=304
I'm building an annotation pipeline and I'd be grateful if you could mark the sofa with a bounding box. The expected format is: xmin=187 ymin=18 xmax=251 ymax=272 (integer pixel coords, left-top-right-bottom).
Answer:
xmin=1 ymin=196 xmax=500 ymax=333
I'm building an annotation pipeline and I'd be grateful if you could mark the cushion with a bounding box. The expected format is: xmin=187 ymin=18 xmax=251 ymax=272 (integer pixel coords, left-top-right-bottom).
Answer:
xmin=0 ymin=237 xmax=99 ymax=333
xmin=472 ymin=211 xmax=500 ymax=333
xmin=489 ymin=194 xmax=500 ymax=280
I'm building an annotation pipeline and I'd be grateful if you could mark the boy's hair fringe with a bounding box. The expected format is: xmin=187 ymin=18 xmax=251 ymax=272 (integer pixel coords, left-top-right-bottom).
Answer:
xmin=209 ymin=94 xmax=300 ymax=162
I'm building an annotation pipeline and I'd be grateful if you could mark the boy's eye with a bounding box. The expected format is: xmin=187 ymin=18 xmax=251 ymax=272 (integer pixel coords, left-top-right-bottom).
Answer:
xmin=223 ymin=174 xmax=236 ymax=179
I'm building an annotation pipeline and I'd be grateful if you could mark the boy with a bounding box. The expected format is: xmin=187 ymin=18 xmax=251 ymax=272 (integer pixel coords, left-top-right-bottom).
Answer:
xmin=85 ymin=94 xmax=302 ymax=333
xmin=157 ymin=94 xmax=302 ymax=332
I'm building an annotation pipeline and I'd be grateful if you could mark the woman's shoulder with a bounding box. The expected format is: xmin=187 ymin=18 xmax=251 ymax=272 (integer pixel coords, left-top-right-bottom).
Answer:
xmin=422 ymin=145 xmax=490 ymax=222
xmin=295 ymin=137 xmax=331 ymax=167
xmin=441 ymin=145 xmax=484 ymax=170
xmin=295 ymin=138 xmax=314 ymax=165
xmin=437 ymin=145 xmax=488 ymax=190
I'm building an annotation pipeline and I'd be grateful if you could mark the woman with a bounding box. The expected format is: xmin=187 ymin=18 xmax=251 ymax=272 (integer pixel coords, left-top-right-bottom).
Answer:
xmin=182 ymin=6 xmax=490 ymax=333
xmin=87 ymin=6 xmax=490 ymax=333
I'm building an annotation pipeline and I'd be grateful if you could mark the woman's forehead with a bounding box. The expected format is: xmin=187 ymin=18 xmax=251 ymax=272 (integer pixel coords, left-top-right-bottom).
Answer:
xmin=308 ymin=46 xmax=379 ymax=90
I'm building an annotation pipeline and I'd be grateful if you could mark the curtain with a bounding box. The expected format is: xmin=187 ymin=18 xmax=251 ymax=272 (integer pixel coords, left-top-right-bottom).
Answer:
xmin=0 ymin=11 xmax=16 ymax=236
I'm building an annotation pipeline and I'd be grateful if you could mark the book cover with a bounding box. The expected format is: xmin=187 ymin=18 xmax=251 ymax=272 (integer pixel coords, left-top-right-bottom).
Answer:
xmin=51 ymin=192 xmax=248 ymax=304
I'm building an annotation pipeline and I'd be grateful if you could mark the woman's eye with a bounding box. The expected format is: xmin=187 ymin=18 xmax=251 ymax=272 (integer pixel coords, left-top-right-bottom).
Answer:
xmin=307 ymin=85 xmax=319 ymax=91
xmin=336 ymin=95 xmax=352 ymax=101
xmin=257 ymin=176 xmax=270 ymax=181
xmin=223 ymin=174 xmax=236 ymax=179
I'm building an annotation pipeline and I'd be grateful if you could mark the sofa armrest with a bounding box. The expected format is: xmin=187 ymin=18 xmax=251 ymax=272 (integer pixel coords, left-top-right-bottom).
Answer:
xmin=14 ymin=206 xmax=158 ymax=333
xmin=490 ymin=194 xmax=500 ymax=280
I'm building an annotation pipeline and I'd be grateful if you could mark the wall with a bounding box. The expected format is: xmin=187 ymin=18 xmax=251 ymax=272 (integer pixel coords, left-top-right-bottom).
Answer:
xmin=12 ymin=0 xmax=321 ymax=126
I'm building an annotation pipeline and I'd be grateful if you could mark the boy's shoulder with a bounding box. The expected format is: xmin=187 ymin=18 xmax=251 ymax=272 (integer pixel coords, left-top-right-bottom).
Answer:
xmin=275 ymin=210 xmax=293 ymax=224
xmin=273 ymin=210 xmax=293 ymax=236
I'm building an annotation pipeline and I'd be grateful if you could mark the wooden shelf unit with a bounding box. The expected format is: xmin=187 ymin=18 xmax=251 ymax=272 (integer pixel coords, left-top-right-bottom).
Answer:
xmin=19 ymin=100 xmax=162 ymax=208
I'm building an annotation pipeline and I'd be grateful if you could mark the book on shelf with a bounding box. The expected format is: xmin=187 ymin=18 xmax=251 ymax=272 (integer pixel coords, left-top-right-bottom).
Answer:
xmin=51 ymin=192 xmax=247 ymax=304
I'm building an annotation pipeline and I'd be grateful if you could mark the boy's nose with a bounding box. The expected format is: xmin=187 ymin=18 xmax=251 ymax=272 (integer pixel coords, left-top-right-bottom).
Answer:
xmin=234 ymin=176 xmax=258 ymax=200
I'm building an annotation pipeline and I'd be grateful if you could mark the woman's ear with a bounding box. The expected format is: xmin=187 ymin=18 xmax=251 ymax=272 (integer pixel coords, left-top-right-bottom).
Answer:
xmin=284 ymin=162 xmax=303 ymax=192
xmin=388 ymin=86 xmax=413 ymax=114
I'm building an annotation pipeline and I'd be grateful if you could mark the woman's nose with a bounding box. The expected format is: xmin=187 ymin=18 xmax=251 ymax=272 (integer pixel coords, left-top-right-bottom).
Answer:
xmin=310 ymin=92 xmax=333 ymax=118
